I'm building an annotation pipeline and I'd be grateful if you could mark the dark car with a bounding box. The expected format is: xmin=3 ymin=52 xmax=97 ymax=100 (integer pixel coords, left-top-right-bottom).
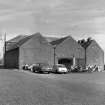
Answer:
xmin=32 ymin=63 xmax=52 ymax=73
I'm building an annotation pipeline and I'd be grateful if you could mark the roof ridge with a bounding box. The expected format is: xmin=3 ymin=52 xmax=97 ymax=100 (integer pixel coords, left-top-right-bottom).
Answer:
xmin=50 ymin=36 xmax=70 ymax=45
xmin=8 ymin=35 xmax=28 ymax=42
xmin=89 ymin=39 xmax=104 ymax=51
xmin=6 ymin=33 xmax=43 ymax=51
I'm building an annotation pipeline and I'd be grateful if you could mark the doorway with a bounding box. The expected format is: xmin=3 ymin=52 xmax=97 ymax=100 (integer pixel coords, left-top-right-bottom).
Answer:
xmin=58 ymin=58 xmax=73 ymax=69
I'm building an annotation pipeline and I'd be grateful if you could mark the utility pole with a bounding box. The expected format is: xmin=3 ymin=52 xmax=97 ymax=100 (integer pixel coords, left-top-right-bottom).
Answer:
xmin=78 ymin=48 xmax=81 ymax=66
xmin=3 ymin=32 xmax=6 ymax=66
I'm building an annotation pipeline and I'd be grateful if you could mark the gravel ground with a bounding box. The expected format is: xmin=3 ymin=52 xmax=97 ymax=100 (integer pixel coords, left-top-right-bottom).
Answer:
xmin=0 ymin=69 xmax=105 ymax=105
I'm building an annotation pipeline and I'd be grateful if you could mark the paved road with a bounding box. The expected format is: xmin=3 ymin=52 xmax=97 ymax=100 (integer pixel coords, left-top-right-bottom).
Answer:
xmin=0 ymin=69 xmax=105 ymax=105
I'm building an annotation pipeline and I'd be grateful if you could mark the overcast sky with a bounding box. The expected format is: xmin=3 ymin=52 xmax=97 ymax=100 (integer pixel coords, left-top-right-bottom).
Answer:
xmin=0 ymin=0 xmax=105 ymax=57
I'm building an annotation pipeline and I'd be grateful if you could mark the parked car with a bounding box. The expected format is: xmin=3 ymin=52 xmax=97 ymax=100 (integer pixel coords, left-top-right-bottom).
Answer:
xmin=32 ymin=63 xmax=52 ymax=73
xmin=53 ymin=64 xmax=68 ymax=74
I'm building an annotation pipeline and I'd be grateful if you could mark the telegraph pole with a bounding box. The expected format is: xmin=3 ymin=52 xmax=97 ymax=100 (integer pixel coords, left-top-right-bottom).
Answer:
xmin=3 ymin=32 xmax=6 ymax=66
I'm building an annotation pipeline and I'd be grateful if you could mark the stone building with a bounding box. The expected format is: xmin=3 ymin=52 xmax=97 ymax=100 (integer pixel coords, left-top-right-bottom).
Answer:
xmin=50 ymin=36 xmax=85 ymax=68
xmin=86 ymin=40 xmax=104 ymax=71
xmin=5 ymin=33 xmax=54 ymax=69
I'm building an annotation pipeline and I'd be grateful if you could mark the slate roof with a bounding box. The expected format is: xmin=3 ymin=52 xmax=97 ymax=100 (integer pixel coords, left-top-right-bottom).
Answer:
xmin=8 ymin=35 xmax=28 ymax=42
xmin=88 ymin=40 xmax=104 ymax=51
xmin=6 ymin=33 xmax=59 ymax=51
xmin=50 ymin=36 xmax=69 ymax=45
xmin=6 ymin=33 xmax=38 ymax=51
xmin=45 ymin=37 xmax=58 ymax=42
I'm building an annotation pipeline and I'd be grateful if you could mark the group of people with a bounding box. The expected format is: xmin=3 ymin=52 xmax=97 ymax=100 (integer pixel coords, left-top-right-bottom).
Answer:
xmin=69 ymin=65 xmax=100 ymax=73
xmin=22 ymin=63 xmax=101 ymax=73
xmin=86 ymin=65 xmax=100 ymax=72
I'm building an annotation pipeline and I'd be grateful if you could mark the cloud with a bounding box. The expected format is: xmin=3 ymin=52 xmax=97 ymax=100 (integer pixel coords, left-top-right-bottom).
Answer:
xmin=0 ymin=0 xmax=104 ymax=49
xmin=0 ymin=0 xmax=105 ymax=59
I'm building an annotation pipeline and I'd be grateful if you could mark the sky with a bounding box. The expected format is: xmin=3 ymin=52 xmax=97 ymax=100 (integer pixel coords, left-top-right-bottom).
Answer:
xmin=0 ymin=0 xmax=105 ymax=58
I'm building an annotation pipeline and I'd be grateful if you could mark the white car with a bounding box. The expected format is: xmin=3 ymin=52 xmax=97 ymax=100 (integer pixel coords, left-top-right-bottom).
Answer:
xmin=53 ymin=64 xmax=68 ymax=73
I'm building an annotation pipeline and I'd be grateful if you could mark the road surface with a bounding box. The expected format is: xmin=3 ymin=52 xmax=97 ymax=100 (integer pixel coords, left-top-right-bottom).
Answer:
xmin=0 ymin=69 xmax=105 ymax=105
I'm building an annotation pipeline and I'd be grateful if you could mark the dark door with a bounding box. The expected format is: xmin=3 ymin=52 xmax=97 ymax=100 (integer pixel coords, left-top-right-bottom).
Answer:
xmin=58 ymin=58 xmax=73 ymax=69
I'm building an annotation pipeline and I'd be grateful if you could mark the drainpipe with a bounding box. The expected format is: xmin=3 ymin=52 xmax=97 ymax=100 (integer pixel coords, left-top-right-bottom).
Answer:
xmin=73 ymin=55 xmax=76 ymax=66
xmin=85 ymin=48 xmax=87 ymax=69
xmin=53 ymin=45 xmax=57 ymax=67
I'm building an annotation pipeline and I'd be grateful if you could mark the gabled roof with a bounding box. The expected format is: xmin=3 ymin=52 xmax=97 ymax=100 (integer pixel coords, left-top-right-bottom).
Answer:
xmin=50 ymin=36 xmax=69 ymax=45
xmin=8 ymin=35 xmax=28 ymax=42
xmin=6 ymin=35 xmax=31 ymax=51
xmin=6 ymin=33 xmax=58 ymax=51
xmin=45 ymin=37 xmax=59 ymax=42
xmin=88 ymin=40 xmax=104 ymax=52
xmin=6 ymin=33 xmax=41 ymax=51
xmin=6 ymin=33 xmax=79 ymax=51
